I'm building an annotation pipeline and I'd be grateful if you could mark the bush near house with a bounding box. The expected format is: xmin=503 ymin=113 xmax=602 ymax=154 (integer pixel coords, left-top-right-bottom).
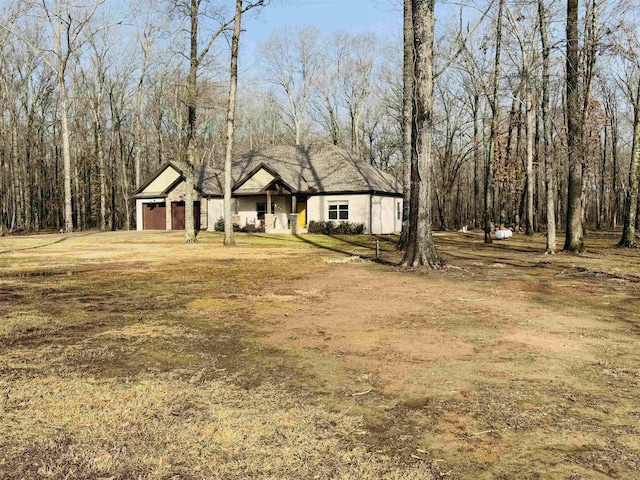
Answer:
xmin=240 ymin=223 xmax=265 ymax=233
xmin=308 ymin=221 xmax=365 ymax=235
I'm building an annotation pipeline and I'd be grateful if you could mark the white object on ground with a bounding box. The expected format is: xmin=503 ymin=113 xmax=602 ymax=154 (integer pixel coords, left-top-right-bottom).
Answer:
xmin=494 ymin=229 xmax=513 ymax=240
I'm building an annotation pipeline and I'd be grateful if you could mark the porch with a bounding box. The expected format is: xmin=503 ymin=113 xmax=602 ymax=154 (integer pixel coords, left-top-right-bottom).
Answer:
xmin=231 ymin=191 xmax=308 ymax=234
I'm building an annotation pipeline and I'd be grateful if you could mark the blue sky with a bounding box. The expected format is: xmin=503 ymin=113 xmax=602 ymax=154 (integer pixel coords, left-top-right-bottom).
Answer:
xmin=239 ymin=0 xmax=403 ymax=72
xmin=244 ymin=0 xmax=402 ymax=41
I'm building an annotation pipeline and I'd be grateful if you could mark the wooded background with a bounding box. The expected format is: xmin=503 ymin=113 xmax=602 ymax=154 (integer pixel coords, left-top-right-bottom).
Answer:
xmin=0 ymin=0 xmax=638 ymax=244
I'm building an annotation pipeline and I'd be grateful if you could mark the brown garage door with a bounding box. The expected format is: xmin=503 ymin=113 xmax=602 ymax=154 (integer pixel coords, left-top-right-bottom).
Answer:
xmin=143 ymin=203 xmax=166 ymax=230
xmin=171 ymin=201 xmax=201 ymax=230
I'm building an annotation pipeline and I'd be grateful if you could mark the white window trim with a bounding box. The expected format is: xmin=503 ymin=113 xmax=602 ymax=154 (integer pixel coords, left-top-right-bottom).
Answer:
xmin=328 ymin=200 xmax=349 ymax=221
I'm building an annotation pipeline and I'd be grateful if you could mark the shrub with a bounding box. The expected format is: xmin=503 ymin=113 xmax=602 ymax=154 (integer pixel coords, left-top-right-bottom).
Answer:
xmin=214 ymin=217 xmax=224 ymax=232
xmin=240 ymin=223 xmax=264 ymax=233
xmin=308 ymin=220 xmax=365 ymax=235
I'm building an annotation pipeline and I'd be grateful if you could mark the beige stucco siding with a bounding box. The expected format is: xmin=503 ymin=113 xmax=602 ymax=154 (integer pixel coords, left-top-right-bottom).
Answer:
xmin=141 ymin=166 xmax=181 ymax=194
xmin=236 ymin=168 xmax=274 ymax=193
xmin=371 ymin=195 xmax=402 ymax=234
xmin=306 ymin=194 xmax=371 ymax=231
xmin=207 ymin=198 xmax=224 ymax=231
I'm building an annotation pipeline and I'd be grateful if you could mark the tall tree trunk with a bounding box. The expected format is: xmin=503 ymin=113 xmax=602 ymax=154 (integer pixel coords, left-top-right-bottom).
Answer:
xmin=540 ymin=0 xmax=555 ymax=254
xmin=93 ymin=82 xmax=107 ymax=232
xmin=24 ymin=108 xmax=34 ymax=232
xmin=134 ymin=57 xmax=147 ymax=190
xmin=472 ymin=94 xmax=480 ymax=230
xmin=224 ymin=0 xmax=244 ymax=247
xmin=611 ymin=112 xmax=619 ymax=229
xmin=564 ymin=0 xmax=584 ymax=252
xmin=401 ymin=0 xmax=442 ymax=269
xmin=484 ymin=0 xmax=504 ymax=243
xmin=618 ymin=78 xmax=640 ymax=247
xmin=184 ymin=0 xmax=199 ymax=244
xmin=97 ymin=120 xmax=106 ymax=231
xmin=117 ymin=117 xmax=131 ymax=231
xmin=598 ymin=124 xmax=607 ymax=230
xmin=11 ymin=111 xmax=23 ymax=232
xmin=294 ymin=117 xmax=301 ymax=146
xmin=525 ymin=70 xmax=534 ymax=236
xmin=54 ymin=11 xmax=74 ymax=234
xmin=400 ymin=0 xmax=414 ymax=246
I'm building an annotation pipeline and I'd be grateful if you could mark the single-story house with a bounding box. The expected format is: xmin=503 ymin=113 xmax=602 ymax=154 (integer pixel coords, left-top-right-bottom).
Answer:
xmin=134 ymin=143 xmax=403 ymax=234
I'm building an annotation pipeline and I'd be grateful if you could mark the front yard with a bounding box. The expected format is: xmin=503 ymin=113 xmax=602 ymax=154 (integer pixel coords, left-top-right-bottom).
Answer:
xmin=1 ymin=231 xmax=639 ymax=478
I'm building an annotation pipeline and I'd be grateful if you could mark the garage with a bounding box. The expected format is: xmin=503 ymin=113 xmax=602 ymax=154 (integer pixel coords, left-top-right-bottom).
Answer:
xmin=171 ymin=201 xmax=201 ymax=230
xmin=142 ymin=202 xmax=166 ymax=230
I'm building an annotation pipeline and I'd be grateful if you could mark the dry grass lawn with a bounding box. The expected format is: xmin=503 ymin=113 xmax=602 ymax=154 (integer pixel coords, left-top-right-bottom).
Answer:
xmin=1 ymin=230 xmax=639 ymax=479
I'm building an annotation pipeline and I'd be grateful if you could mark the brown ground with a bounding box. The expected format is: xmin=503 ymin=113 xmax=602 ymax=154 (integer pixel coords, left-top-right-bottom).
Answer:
xmin=1 ymin=230 xmax=639 ymax=479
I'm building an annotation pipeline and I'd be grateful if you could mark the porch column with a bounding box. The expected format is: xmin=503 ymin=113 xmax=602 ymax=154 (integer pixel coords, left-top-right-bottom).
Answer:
xmin=264 ymin=190 xmax=275 ymax=233
xmin=166 ymin=200 xmax=172 ymax=230
xmin=291 ymin=194 xmax=297 ymax=213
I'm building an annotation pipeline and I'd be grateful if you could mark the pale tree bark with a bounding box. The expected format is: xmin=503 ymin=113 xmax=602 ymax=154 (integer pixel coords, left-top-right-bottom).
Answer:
xmin=55 ymin=13 xmax=74 ymax=233
xmin=184 ymin=0 xmax=199 ymax=244
xmin=525 ymin=69 xmax=534 ymax=236
xmin=608 ymin=96 xmax=620 ymax=229
xmin=96 ymin=115 xmax=106 ymax=231
xmin=618 ymin=76 xmax=640 ymax=247
xmin=564 ymin=0 xmax=584 ymax=252
xmin=539 ymin=0 xmax=555 ymax=253
xmin=223 ymin=0 xmax=244 ymax=247
xmin=134 ymin=30 xmax=150 ymax=190
xmin=401 ymin=0 xmax=442 ymax=269
xmin=484 ymin=0 xmax=505 ymax=244
xmin=11 ymin=109 xmax=23 ymax=232
xmin=85 ymin=42 xmax=108 ymax=231
xmin=472 ymin=93 xmax=480 ymax=230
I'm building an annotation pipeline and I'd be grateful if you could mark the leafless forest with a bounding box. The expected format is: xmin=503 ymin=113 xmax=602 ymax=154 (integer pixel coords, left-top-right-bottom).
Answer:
xmin=1 ymin=0 xmax=639 ymax=253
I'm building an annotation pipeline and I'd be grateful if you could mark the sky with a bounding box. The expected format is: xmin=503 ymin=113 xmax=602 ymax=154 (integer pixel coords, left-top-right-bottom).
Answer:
xmin=238 ymin=0 xmax=403 ymax=72
xmin=244 ymin=0 xmax=402 ymax=40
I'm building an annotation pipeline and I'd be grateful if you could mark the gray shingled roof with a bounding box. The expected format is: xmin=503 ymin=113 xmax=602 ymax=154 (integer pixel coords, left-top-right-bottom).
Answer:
xmin=194 ymin=144 xmax=402 ymax=196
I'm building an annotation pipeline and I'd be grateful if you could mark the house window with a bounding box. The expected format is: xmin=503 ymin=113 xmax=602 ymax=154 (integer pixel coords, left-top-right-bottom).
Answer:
xmin=328 ymin=201 xmax=349 ymax=221
xmin=256 ymin=203 xmax=276 ymax=220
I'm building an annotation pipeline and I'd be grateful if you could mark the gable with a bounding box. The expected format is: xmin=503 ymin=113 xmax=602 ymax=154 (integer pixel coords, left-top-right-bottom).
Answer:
xmin=235 ymin=167 xmax=275 ymax=193
xmin=142 ymin=165 xmax=181 ymax=194
xmin=165 ymin=178 xmax=202 ymax=198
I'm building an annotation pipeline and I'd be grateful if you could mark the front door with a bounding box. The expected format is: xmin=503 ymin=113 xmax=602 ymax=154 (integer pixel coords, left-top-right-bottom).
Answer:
xmin=171 ymin=201 xmax=201 ymax=230
xmin=297 ymin=201 xmax=307 ymax=228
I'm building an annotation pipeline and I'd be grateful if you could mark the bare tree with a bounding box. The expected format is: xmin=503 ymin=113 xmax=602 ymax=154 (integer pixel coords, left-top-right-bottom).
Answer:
xmin=259 ymin=25 xmax=321 ymax=145
xmin=484 ymin=0 xmax=505 ymax=244
xmin=401 ymin=0 xmax=442 ymax=268
xmin=222 ymin=0 xmax=244 ymax=247
xmin=333 ymin=32 xmax=377 ymax=158
xmin=400 ymin=0 xmax=414 ymax=246
xmin=564 ymin=0 xmax=584 ymax=252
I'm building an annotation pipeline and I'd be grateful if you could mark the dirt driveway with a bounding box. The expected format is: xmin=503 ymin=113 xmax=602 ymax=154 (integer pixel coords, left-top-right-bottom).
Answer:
xmin=258 ymin=234 xmax=640 ymax=479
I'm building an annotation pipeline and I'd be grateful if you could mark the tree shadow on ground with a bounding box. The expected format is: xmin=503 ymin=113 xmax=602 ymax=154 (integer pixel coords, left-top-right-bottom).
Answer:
xmin=291 ymin=234 xmax=399 ymax=267
xmin=0 ymin=231 xmax=100 ymax=255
